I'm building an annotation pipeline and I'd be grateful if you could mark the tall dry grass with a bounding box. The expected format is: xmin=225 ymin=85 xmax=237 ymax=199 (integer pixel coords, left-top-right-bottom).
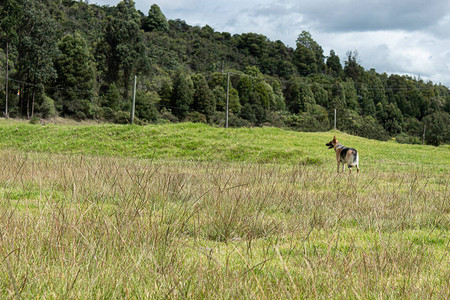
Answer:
xmin=0 ymin=150 xmax=448 ymax=298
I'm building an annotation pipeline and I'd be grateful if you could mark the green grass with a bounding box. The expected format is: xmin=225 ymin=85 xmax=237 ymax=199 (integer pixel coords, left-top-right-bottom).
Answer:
xmin=0 ymin=120 xmax=448 ymax=298
xmin=0 ymin=120 xmax=448 ymax=171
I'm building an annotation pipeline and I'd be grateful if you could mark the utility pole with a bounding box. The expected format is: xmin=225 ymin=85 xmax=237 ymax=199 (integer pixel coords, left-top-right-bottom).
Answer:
xmin=5 ymin=40 xmax=9 ymax=118
xmin=422 ymin=124 xmax=426 ymax=145
xmin=225 ymin=72 xmax=230 ymax=128
xmin=334 ymin=109 xmax=337 ymax=130
xmin=130 ymin=75 xmax=136 ymax=125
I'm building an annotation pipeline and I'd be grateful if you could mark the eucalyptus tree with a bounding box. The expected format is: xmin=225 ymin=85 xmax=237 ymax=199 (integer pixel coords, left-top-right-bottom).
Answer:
xmin=16 ymin=0 xmax=58 ymax=117
xmin=105 ymin=0 xmax=147 ymax=99
xmin=54 ymin=32 xmax=94 ymax=118
xmin=0 ymin=0 xmax=22 ymax=116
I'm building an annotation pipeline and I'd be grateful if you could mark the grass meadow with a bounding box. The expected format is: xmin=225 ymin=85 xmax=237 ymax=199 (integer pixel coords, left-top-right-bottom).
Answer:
xmin=0 ymin=121 xmax=448 ymax=298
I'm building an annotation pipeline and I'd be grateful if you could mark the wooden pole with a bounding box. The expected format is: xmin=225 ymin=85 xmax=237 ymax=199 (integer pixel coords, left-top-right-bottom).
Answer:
xmin=422 ymin=124 xmax=426 ymax=145
xmin=334 ymin=109 xmax=337 ymax=130
xmin=131 ymin=75 xmax=136 ymax=124
xmin=5 ymin=40 xmax=9 ymax=118
xmin=226 ymin=72 xmax=230 ymax=128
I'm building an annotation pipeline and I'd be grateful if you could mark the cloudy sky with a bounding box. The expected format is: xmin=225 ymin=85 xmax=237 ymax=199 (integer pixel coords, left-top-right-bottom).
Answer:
xmin=93 ymin=0 xmax=450 ymax=87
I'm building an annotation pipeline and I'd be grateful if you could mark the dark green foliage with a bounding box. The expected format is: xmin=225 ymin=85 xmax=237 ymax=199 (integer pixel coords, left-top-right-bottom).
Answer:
xmin=142 ymin=4 xmax=168 ymax=32
xmin=171 ymin=70 xmax=194 ymax=119
xmin=2 ymin=0 xmax=448 ymax=144
xmin=293 ymin=31 xmax=325 ymax=76
xmin=359 ymin=84 xmax=376 ymax=116
xmin=423 ymin=112 xmax=450 ymax=146
xmin=331 ymin=81 xmax=346 ymax=111
xmin=105 ymin=0 xmax=147 ymax=98
xmin=101 ymin=83 xmax=121 ymax=111
xmin=338 ymin=110 xmax=388 ymax=140
xmin=326 ymin=50 xmax=343 ymax=77
xmin=16 ymin=0 xmax=58 ymax=117
xmin=40 ymin=94 xmax=57 ymax=118
xmin=185 ymin=111 xmax=207 ymax=123
xmin=311 ymin=83 xmax=328 ymax=108
xmin=272 ymin=81 xmax=286 ymax=111
xmin=344 ymin=51 xmax=365 ymax=82
xmin=229 ymin=88 xmax=241 ymax=114
xmin=287 ymin=78 xmax=315 ymax=113
xmin=212 ymin=86 xmax=226 ymax=111
xmin=342 ymin=79 xmax=359 ymax=112
xmin=192 ymin=74 xmax=215 ymax=120
xmin=382 ymin=102 xmax=404 ymax=135
xmin=134 ymin=90 xmax=160 ymax=122
xmin=54 ymin=32 xmax=94 ymax=117
xmin=285 ymin=106 xmax=329 ymax=132
xmin=240 ymin=103 xmax=265 ymax=125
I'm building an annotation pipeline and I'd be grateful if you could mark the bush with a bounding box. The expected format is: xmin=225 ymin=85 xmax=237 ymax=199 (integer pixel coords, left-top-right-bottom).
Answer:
xmin=40 ymin=95 xmax=57 ymax=119
xmin=159 ymin=108 xmax=178 ymax=123
xmin=100 ymin=107 xmax=116 ymax=121
xmin=29 ymin=116 xmax=40 ymax=125
xmin=394 ymin=133 xmax=421 ymax=145
xmin=114 ymin=111 xmax=130 ymax=124
xmin=339 ymin=110 xmax=388 ymax=141
xmin=423 ymin=112 xmax=450 ymax=146
xmin=135 ymin=91 xmax=160 ymax=122
xmin=210 ymin=111 xmax=251 ymax=128
xmin=285 ymin=111 xmax=329 ymax=132
xmin=184 ymin=111 xmax=207 ymax=123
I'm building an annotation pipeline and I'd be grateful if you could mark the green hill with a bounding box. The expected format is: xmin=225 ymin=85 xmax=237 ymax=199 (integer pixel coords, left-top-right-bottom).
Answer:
xmin=0 ymin=120 xmax=447 ymax=172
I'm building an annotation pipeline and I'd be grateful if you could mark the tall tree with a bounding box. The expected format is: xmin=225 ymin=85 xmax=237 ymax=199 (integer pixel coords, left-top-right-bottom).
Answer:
xmin=192 ymin=73 xmax=215 ymax=120
xmin=287 ymin=78 xmax=316 ymax=113
xmin=359 ymin=83 xmax=376 ymax=116
xmin=142 ymin=4 xmax=169 ymax=32
xmin=326 ymin=49 xmax=343 ymax=77
xmin=16 ymin=0 xmax=58 ymax=117
xmin=171 ymin=70 xmax=193 ymax=119
xmin=0 ymin=0 xmax=22 ymax=117
xmin=292 ymin=31 xmax=325 ymax=76
xmin=342 ymin=79 xmax=359 ymax=112
xmin=106 ymin=0 xmax=147 ymax=99
xmin=344 ymin=50 xmax=365 ymax=82
xmin=54 ymin=32 xmax=94 ymax=118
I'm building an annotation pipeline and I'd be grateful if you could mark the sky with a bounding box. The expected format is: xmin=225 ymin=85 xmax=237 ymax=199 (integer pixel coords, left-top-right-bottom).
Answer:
xmin=93 ymin=0 xmax=450 ymax=87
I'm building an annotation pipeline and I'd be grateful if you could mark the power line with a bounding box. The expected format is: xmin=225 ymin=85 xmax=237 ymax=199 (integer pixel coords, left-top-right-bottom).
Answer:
xmin=7 ymin=77 xmax=93 ymax=93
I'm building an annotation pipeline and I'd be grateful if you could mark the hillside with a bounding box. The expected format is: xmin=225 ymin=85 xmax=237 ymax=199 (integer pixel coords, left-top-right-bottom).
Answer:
xmin=0 ymin=120 xmax=448 ymax=173
xmin=1 ymin=0 xmax=449 ymax=145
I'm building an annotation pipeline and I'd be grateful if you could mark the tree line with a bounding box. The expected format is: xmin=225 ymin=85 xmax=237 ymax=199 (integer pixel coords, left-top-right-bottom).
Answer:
xmin=1 ymin=0 xmax=449 ymax=145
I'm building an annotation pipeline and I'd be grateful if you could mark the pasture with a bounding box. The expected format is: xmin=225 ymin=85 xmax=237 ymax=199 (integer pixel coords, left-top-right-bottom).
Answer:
xmin=0 ymin=121 xmax=448 ymax=298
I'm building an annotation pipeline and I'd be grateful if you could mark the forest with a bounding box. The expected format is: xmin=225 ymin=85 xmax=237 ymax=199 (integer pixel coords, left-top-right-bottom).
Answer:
xmin=1 ymin=0 xmax=449 ymax=145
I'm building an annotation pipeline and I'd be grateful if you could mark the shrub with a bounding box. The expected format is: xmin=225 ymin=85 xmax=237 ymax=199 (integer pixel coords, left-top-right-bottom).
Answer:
xmin=114 ymin=111 xmax=130 ymax=124
xmin=135 ymin=91 xmax=160 ymax=122
xmin=29 ymin=116 xmax=40 ymax=125
xmin=184 ymin=111 xmax=207 ymax=123
xmin=40 ymin=95 xmax=57 ymax=119
xmin=423 ymin=112 xmax=450 ymax=146
xmin=285 ymin=110 xmax=329 ymax=132
xmin=159 ymin=108 xmax=178 ymax=123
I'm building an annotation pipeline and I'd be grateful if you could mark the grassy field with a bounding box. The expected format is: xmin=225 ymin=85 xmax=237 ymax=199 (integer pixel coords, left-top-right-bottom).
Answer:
xmin=0 ymin=120 xmax=448 ymax=298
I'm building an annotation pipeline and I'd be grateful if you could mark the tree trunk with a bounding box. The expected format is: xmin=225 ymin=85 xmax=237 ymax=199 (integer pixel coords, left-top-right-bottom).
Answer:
xmin=31 ymin=85 xmax=36 ymax=117
xmin=26 ymin=87 xmax=30 ymax=119
xmin=19 ymin=84 xmax=23 ymax=116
